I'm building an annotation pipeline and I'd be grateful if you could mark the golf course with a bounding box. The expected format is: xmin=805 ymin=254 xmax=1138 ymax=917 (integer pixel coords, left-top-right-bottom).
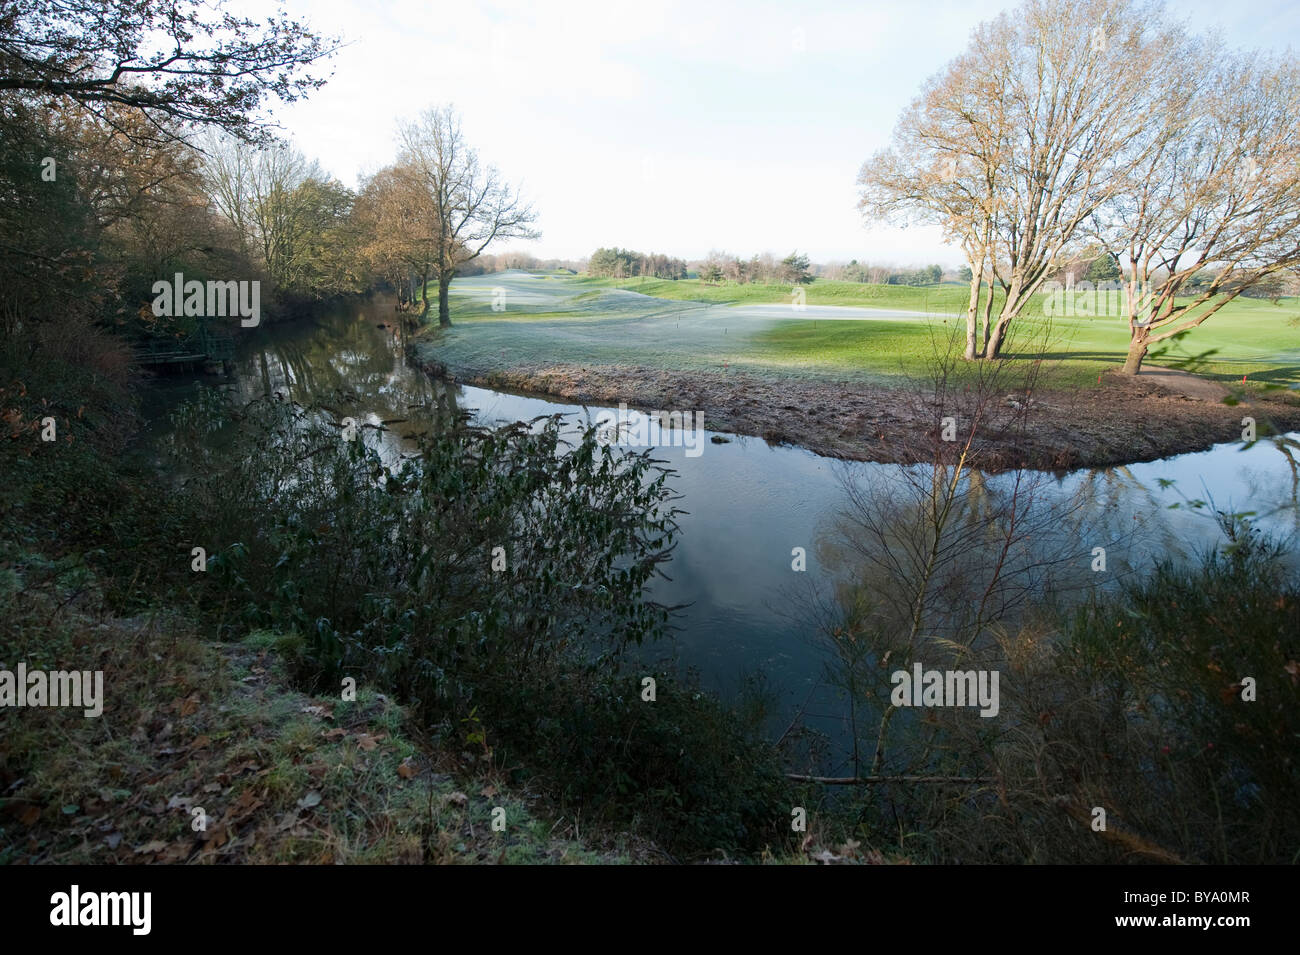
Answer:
xmin=413 ymin=270 xmax=1300 ymax=468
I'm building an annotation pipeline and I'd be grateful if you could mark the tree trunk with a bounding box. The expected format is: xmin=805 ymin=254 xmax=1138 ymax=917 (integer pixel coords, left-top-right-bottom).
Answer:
xmin=438 ymin=273 xmax=452 ymax=327
xmin=964 ymin=263 xmax=983 ymax=360
xmin=418 ymin=267 xmax=430 ymax=318
xmin=981 ymin=277 xmax=995 ymax=352
xmin=984 ymin=276 xmax=1023 ymax=358
xmin=1121 ymin=327 xmax=1150 ymax=375
xmin=984 ymin=313 xmax=1012 ymax=358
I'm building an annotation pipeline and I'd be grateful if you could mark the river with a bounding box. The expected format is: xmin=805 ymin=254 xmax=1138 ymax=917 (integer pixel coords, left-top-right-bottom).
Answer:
xmin=138 ymin=296 xmax=1300 ymax=772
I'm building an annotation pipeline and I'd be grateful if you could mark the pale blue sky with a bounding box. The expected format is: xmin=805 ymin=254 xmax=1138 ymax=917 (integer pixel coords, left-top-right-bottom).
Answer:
xmin=243 ymin=0 xmax=1300 ymax=266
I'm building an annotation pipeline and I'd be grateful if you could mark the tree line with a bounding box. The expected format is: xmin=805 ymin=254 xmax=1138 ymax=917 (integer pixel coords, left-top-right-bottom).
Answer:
xmin=848 ymin=262 xmax=944 ymax=286
xmin=1 ymin=0 xmax=539 ymax=351
xmin=590 ymin=249 xmax=965 ymax=288
xmin=695 ymin=250 xmax=813 ymax=285
xmin=586 ymin=247 xmax=816 ymax=285
xmin=587 ymin=247 xmax=688 ymax=280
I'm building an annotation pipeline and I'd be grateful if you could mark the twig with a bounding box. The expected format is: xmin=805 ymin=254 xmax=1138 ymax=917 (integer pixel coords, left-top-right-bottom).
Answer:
xmin=787 ymin=773 xmax=989 ymax=785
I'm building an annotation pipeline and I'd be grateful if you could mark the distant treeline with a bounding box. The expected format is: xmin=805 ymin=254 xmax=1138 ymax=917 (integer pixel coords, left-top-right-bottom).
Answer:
xmin=583 ymin=247 xmax=959 ymax=287
xmin=865 ymin=263 xmax=942 ymax=286
xmin=696 ymin=250 xmax=811 ymax=285
xmin=458 ymin=252 xmax=585 ymax=275
xmin=587 ymin=247 xmax=689 ymax=280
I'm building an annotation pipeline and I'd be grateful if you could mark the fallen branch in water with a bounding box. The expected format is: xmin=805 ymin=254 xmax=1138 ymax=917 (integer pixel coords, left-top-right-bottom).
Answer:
xmin=786 ymin=773 xmax=989 ymax=785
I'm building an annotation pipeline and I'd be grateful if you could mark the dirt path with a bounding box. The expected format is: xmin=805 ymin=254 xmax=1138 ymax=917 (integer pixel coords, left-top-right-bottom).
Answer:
xmin=1137 ymin=367 xmax=1232 ymax=402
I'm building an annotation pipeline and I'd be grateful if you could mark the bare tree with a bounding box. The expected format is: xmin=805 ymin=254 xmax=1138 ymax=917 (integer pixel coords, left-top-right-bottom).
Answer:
xmin=248 ymin=145 xmax=320 ymax=291
xmin=398 ymin=106 xmax=539 ymax=326
xmin=201 ymin=136 xmax=350 ymax=295
xmin=1096 ymin=49 xmax=1300 ymax=374
xmin=859 ymin=15 xmax=1013 ymax=359
xmin=861 ymin=0 xmax=1178 ymax=360
xmin=200 ymin=132 xmax=256 ymax=260
xmin=699 ymin=250 xmax=726 ymax=285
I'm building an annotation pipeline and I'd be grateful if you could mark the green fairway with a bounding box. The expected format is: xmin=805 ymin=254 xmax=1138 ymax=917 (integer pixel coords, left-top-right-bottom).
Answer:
xmin=417 ymin=271 xmax=1300 ymax=389
xmin=575 ymin=274 xmax=984 ymax=311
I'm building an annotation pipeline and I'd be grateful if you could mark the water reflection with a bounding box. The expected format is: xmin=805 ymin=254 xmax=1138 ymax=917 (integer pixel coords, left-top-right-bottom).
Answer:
xmin=232 ymin=301 xmax=462 ymax=463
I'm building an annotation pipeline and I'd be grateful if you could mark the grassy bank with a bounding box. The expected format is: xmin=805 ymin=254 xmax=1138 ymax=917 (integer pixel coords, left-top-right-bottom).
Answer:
xmin=0 ymin=341 xmax=635 ymax=863
xmin=0 ymin=563 xmax=634 ymax=864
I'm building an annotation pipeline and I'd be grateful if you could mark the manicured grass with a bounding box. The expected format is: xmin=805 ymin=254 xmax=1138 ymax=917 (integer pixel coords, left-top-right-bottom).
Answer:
xmin=419 ymin=272 xmax=1300 ymax=390
xmin=756 ymin=307 xmax=1300 ymax=386
xmin=576 ymin=275 xmax=993 ymax=312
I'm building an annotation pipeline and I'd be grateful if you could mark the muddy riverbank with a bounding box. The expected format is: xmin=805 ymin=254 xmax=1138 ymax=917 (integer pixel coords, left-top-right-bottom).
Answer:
xmin=413 ymin=352 xmax=1300 ymax=471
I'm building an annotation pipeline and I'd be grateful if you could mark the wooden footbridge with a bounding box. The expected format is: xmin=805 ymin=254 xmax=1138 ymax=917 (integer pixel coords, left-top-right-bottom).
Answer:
xmin=132 ymin=319 xmax=236 ymax=371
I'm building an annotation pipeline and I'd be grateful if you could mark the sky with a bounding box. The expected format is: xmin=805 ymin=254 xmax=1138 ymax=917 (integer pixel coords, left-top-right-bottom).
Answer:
xmin=236 ymin=0 xmax=1300 ymax=267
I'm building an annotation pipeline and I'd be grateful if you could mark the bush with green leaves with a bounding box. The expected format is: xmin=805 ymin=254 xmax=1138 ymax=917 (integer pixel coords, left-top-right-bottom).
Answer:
xmin=165 ymin=395 xmax=793 ymax=856
xmin=170 ymin=396 xmax=678 ymax=689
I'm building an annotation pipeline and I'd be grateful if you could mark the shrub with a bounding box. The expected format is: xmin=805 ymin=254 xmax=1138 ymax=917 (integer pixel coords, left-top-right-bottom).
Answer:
xmin=848 ymin=518 xmax=1300 ymax=864
xmin=164 ymin=395 xmax=792 ymax=857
